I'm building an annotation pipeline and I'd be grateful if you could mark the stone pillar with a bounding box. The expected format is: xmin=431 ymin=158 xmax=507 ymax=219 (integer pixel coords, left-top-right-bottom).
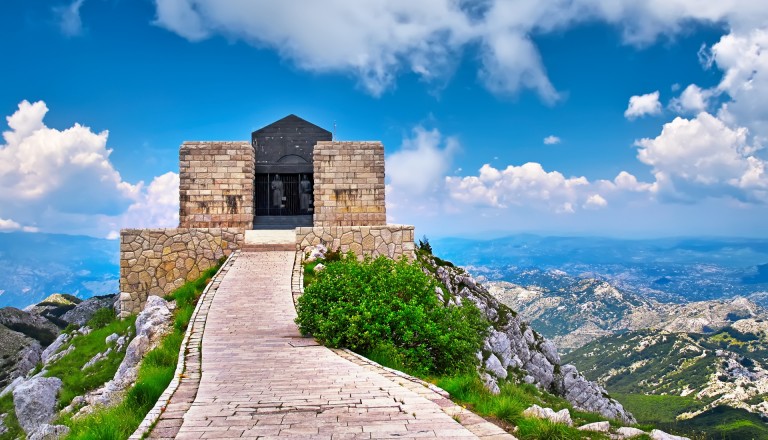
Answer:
xmin=312 ymin=141 xmax=386 ymax=227
xmin=179 ymin=141 xmax=254 ymax=229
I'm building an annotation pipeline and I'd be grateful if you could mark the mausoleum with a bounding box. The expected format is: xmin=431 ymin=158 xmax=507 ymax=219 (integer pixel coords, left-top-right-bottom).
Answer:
xmin=119 ymin=115 xmax=415 ymax=317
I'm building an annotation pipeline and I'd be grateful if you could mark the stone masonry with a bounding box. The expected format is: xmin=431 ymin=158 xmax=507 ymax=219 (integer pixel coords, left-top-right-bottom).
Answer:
xmin=296 ymin=225 xmax=415 ymax=260
xmin=118 ymin=228 xmax=243 ymax=317
xmin=179 ymin=141 xmax=254 ymax=229
xmin=313 ymin=141 xmax=386 ymax=227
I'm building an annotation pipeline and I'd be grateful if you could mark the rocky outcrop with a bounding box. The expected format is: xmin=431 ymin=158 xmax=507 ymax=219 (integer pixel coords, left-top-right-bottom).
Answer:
xmin=75 ymin=295 xmax=172 ymax=414
xmin=0 ymin=307 xmax=60 ymax=346
xmin=0 ymin=324 xmax=42 ymax=389
xmin=522 ymin=404 xmax=572 ymax=425
xmin=422 ymin=253 xmax=636 ymax=424
xmin=25 ymin=294 xmax=81 ymax=327
xmin=12 ymin=376 xmax=62 ymax=437
xmin=60 ymin=294 xmax=117 ymax=326
xmin=28 ymin=424 xmax=70 ymax=440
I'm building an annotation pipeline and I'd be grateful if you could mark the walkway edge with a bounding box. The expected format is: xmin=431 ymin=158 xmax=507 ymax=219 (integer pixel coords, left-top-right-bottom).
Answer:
xmin=130 ymin=251 xmax=239 ymax=439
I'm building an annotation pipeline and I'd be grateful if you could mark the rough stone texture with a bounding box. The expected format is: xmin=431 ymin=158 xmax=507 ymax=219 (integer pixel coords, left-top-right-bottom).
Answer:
xmin=12 ymin=376 xmax=62 ymax=436
xmin=617 ymin=427 xmax=648 ymax=438
xmin=179 ymin=141 xmax=254 ymax=229
xmin=651 ymin=429 xmax=691 ymax=440
xmin=578 ymin=421 xmax=610 ymax=432
xmin=0 ymin=324 xmax=41 ymax=390
xmin=0 ymin=307 xmax=60 ymax=346
xmin=423 ymin=254 xmax=637 ymax=424
xmin=77 ymin=296 xmax=172 ymax=414
xmin=41 ymin=333 xmax=71 ymax=365
xmin=118 ymin=228 xmax=242 ymax=317
xmin=313 ymin=141 xmax=386 ymax=227
xmin=522 ymin=405 xmax=573 ymax=426
xmin=27 ymin=424 xmax=70 ymax=440
xmin=61 ymin=294 xmax=117 ymax=326
xmin=296 ymin=225 xmax=415 ymax=260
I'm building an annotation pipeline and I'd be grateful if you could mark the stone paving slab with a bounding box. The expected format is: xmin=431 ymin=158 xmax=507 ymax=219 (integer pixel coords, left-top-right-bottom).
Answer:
xmin=168 ymin=251 xmax=485 ymax=439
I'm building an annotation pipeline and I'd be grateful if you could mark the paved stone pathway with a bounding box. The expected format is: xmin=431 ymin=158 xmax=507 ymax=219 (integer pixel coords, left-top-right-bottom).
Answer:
xmin=158 ymin=250 xmax=510 ymax=439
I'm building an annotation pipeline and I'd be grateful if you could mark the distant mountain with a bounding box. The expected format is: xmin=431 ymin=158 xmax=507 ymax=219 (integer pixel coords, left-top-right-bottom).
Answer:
xmin=562 ymin=325 xmax=768 ymax=438
xmin=0 ymin=232 xmax=118 ymax=309
xmin=431 ymin=235 xmax=768 ymax=302
xmin=487 ymin=275 xmax=764 ymax=352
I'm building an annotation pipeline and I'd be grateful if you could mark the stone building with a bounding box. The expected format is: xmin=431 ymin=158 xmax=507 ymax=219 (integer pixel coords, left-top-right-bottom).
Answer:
xmin=119 ymin=115 xmax=415 ymax=316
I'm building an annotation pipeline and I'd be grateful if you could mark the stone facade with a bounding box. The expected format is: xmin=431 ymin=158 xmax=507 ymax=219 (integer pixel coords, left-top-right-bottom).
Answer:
xmin=118 ymin=228 xmax=243 ymax=317
xmin=179 ymin=142 xmax=254 ymax=229
xmin=296 ymin=225 xmax=415 ymax=260
xmin=313 ymin=142 xmax=386 ymax=227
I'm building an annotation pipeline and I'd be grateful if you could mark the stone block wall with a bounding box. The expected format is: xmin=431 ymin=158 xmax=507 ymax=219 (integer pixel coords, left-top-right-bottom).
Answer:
xmin=119 ymin=228 xmax=243 ymax=317
xmin=179 ymin=141 xmax=254 ymax=229
xmin=296 ymin=225 xmax=415 ymax=260
xmin=313 ymin=141 xmax=386 ymax=227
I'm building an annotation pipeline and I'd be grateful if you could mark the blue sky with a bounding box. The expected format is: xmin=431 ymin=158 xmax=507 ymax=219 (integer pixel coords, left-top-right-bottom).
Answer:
xmin=1 ymin=0 xmax=767 ymax=239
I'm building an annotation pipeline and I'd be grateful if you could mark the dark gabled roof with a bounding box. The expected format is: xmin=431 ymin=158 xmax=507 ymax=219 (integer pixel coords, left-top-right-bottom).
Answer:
xmin=252 ymin=114 xmax=331 ymax=137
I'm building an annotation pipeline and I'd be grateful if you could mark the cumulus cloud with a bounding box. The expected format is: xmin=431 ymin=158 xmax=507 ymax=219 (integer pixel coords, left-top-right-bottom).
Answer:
xmin=634 ymin=112 xmax=767 ymax=203
xmin=625 ymin=91 xmax=662 ymax=119
xmin=0 ymin=100 xmax=179 ymax=237
xmin=54 ymin=0 xmax=86 ymax=36
xmin=669 ymin=84 xmax=714 ymax=114
xmin=149 ymin=1 xmax=768 ymax=99
xmin=445 ymin=162 xmax=598 ymax=213
xmin=0 ymin=218 xmax=22 ymax=232
xmin=543 ymin=135 xmax=561 ymax=145
xmin=387 ymin=127 xmax=459 ymax=195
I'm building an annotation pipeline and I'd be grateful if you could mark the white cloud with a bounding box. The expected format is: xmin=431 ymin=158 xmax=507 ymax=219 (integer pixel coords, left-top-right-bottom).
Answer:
xmin=0 ymin=100 xmax=179 ymax=237
xmin=0 ymin=218 xmax=22 ymax=231
xmin=445 ymin=162 xmax=599 ymax=212
xmin=386 ymin=127 xmax=458 ymax=195
xmin=625 ymin=91 xmax=662 ymax=119
xmin=669 ymin=84 xmax=714 ymax=114
xmin=634 ymin=112 xmax=767 ymax=203
xmin=543 ymin=135 xmax=561 ymax=145
xmin=150 ymin=1 xmax=768 ymax=100
xmin=584 ymin=194 xmax=608 ymax=209
xmin=54 ymin=0 xmax=86 ymax=37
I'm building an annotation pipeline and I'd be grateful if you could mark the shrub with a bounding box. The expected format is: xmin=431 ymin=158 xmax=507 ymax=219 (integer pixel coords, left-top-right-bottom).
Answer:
xmin=295 ymin=254 xmax=487 ymax=375
xmin=87 ymin=307 xmax=116 ymax=329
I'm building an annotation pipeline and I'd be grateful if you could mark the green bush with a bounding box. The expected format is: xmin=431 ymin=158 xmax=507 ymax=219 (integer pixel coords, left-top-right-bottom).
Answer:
xmin=86 ymin=307 xmax=116 ymax=329
xmin=296 ymin=254 xmax=487 ymax=375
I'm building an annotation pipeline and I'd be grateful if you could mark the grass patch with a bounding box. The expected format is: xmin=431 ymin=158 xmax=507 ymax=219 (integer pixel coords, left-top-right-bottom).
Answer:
xmin=612 ymin=393 xmax=700 ymax=425
xmin=0 ymin=393 xmax=23 ymax=440
xmin=437 ymin=374 xmax=614 ymax=439
xmin=61 ymin=261 xmax=223 ymax=439
xmin=45 ymin=313 xmax=136 ymax=408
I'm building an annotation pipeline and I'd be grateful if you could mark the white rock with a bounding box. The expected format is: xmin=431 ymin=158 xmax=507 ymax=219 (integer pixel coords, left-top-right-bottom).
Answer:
xmin=484 ymin=353 xmax=507 ymax=379
xmin=12 ymin=376 xmax=62 ymax=435
xmin=28 ymin=424 xmax=70 ymax=440
xmin=313 ymin=263 xmax=326 ymax=273
xmin=617 ymin=427 xmax=647 ymax=438
xmin=651 ymin=429 xmax=690 ymax=440
xmin=41 ymin=333 xmax=71 ymax=365
xmin=578 ymin=421 xmax=610 ymax=432
xmin=0 ymin=376 xmax=25 ymax=398
xmin=522 ymin=404 xmax=573 ymax=426
xmin=105 ymin=333 xmax=119 ymax=344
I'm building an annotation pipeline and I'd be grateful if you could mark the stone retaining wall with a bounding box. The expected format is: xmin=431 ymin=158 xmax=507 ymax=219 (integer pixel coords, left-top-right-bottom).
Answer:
xmin=119 ymin=228 xmax=243 ymax=317
xmin=313 ymin=141 xmax=386 ymax=227
xmin=179 ymin=141 xmax=254 ymax=229
xmin=296 ymin=225 xmax=415 ymax=260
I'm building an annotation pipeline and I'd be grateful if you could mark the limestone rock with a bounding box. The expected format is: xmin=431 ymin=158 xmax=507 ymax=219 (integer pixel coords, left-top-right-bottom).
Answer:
xmin=41 ymin=332 xmax=72 ymax=365
xmin=0 ymin=307 xmax=60 ymax=346
xmin=522 ymin=404 xmax=573 ymax=426
xmin=77 ymin=296 xmax=171 ymax=412
xmin=0 ymin=324 xmax=42 ymax=389
xmin=61 ymin=294 xmax=118 ymax=326
xmin=422 ymin=254 xmax=637 ymax=424
xmin=0 ymin=413 xmax=7 ymax=436
xmin=577 ymin=421 xmax=610 ymax=432
xmin=314 ymin=263 xmax=326 ymax=273
xmin=617 ymin=427 xmax=647 ymax=438
xmin=28 ymin=424 xmax=70 ymax=440
xmin=650 ymin=429 xmax=690 ymax=440
xmin=12 ymin=376 xmax=62 ymax=435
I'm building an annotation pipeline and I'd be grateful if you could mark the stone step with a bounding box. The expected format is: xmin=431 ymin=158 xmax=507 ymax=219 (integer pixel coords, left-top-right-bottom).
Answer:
xmin=241 ymin=243 xmax=295 ymax=252
xmin=244 ymin=229 xmax=296 ymax=245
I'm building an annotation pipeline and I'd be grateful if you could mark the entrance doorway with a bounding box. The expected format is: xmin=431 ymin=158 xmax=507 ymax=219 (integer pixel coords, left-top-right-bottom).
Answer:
xmin=254 ymin=173 xmax=314 ymax=217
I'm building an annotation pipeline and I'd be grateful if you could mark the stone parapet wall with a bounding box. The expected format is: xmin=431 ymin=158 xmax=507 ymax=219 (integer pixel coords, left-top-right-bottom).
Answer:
xmin=179 ymin=141 xmax=254 ymax=229
xmin=119 ymin=228 xmax=243 ymax=318
xmin=296 ymin=225 xmax=415 ymax=260
xmin=313 ymin=141 xmax=386 ymax=227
